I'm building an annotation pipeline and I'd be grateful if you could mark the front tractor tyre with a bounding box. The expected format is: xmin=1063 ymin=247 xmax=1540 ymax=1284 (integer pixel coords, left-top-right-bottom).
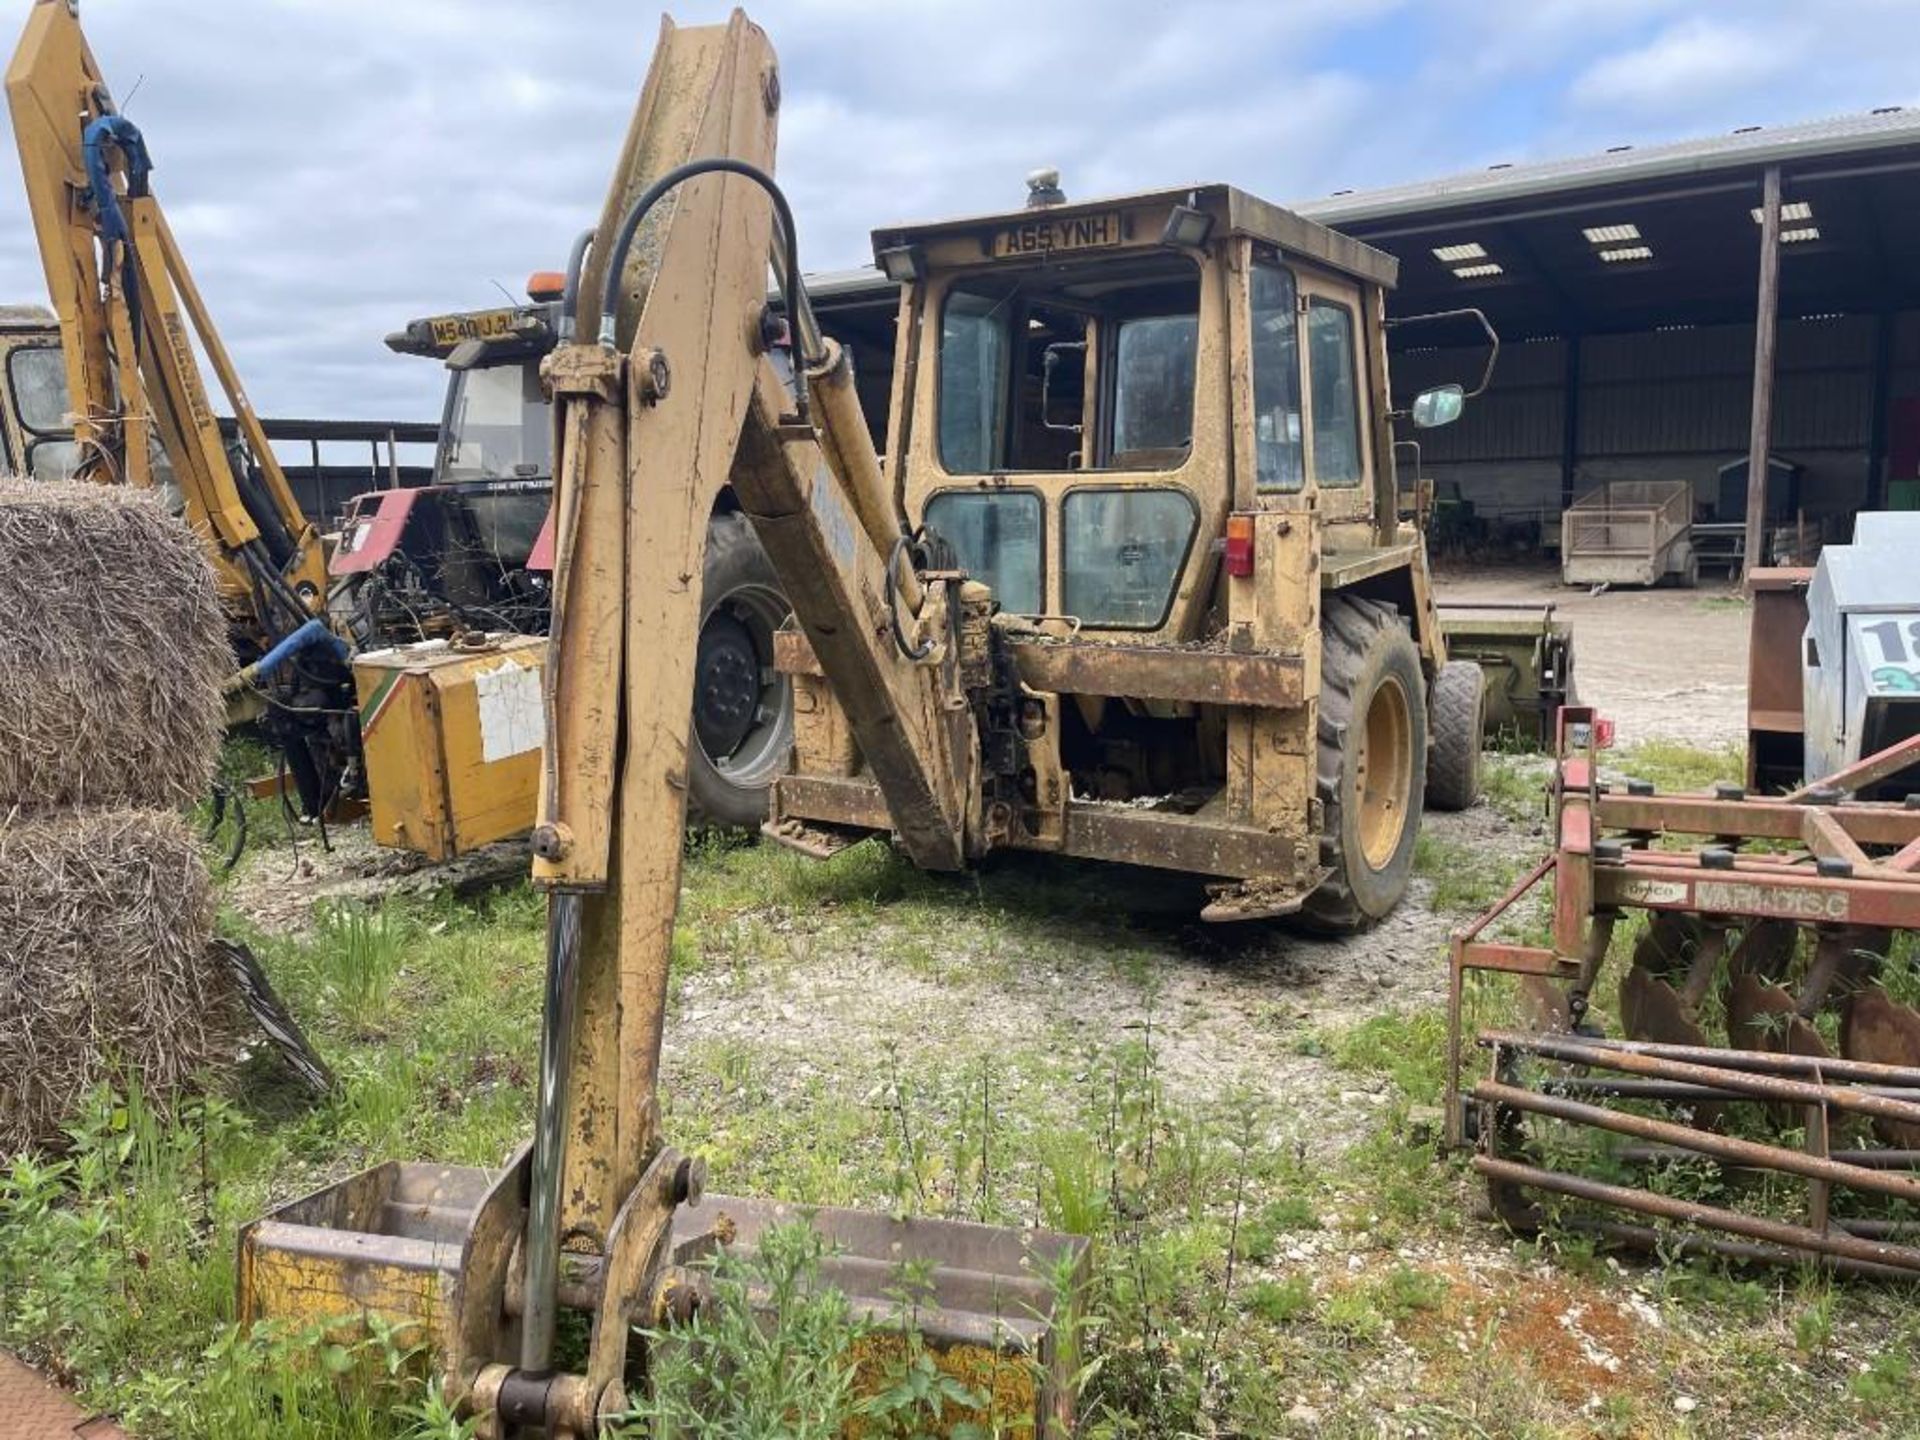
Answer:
xmin=1301 ymin=597 xmax=1428 ymax=933
xmin=1425 ymin=659 xmax=1486 ymax=812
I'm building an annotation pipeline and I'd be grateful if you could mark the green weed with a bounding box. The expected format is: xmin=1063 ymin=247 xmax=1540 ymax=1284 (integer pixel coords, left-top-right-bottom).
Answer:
xmin=1611 ymin=738 xmax=1744 ymax=793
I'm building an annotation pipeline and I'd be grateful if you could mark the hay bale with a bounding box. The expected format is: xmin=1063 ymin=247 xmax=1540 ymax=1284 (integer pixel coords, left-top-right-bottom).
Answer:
xmin=0 ymin=809 xmax=239 ymax=1151
xmin=0 ymin=479 xmax=228 ymax=809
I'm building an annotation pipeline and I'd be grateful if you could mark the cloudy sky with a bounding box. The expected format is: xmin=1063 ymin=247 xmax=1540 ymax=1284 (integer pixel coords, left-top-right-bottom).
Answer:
xmin=0 ymin=0 xmax=1913 ymax=425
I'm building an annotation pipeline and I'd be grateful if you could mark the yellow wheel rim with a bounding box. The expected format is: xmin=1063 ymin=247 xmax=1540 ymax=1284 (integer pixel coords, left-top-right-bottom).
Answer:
xmin=1356 ymin=674 xmax=1413 ymax=869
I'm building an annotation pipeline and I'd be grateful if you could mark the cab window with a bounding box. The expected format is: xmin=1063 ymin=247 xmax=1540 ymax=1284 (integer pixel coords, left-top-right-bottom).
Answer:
xmin=1062 ymin=487 xmax=1197 ymax=629
xmin=1110 ymin=315 xmax=1197 ymax=462
xmin=1307 ymin=299 xmax=1363 ymax=487
xmin=938 ymin=293 xmax=1010 ymax=473
xmin=1251 ymin=265 xmax=1303 ymax=492
xmin=28 ymin=440 xmax=80 ymax=481
xmin=923 ymin=490 xmax=1043 ymax=615
xmin=7 ymin=345 xmax=69 ymax=434
xmin=439 ymin=360 xmax=552 ymax=482
xmin=937 ymin=253 xmax=1199 ymax=474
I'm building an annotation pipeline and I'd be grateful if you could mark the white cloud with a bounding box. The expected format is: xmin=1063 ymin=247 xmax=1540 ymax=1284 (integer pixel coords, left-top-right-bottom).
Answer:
xmin=1570 ymin=18 xmax=1782 ymax=113
xmin=0 ymin=0 xmax=1903 ymax=424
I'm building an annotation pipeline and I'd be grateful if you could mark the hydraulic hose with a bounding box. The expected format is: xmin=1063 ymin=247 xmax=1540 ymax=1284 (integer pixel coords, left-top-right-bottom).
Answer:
xmin=81 ymin=114 xmax=151 ymax=246
xmin=558 ymin=227 xmax=595 ymax=342
xmin=592 ymin=158 xmax=822 ymax=417
xmin=244 ymin=618 xmax=348 ymax=684
xmin=887 ymin=532 xmax=934 ymax=662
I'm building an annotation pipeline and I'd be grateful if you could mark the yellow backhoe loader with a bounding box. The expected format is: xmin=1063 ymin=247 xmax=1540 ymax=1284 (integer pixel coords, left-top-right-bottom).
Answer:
xmin=236 ymin=9 xmax=1489 ymax=1435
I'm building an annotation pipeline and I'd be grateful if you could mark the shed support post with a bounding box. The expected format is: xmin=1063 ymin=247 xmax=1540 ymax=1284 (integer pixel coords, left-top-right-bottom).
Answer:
xmin=1866 ymin=309 xmax=1894 ymax=513
xmin=1560 ymin=334 xmax=1581 ymax=513
xmin=1744 ymin=165 xmax=1782 ymax=583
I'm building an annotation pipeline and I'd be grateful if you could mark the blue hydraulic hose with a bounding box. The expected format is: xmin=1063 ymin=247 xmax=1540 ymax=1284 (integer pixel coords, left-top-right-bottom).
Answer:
xmin=81 ymin=114 xmax=151 ymax=246
xmin=250 ymin=619 xmax=348 ymax=683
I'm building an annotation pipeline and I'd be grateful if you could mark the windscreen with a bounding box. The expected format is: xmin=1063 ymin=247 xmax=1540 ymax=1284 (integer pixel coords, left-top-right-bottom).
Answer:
xmin=937 ymin=254 xmax=1200 ymax=474
xmin=439 ymin=360 xmax=552 ymax=482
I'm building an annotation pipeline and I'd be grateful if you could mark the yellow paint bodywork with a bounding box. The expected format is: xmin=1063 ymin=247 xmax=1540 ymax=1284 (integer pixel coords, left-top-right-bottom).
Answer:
xmin=354 ymin=636 xmax=546 ymax=862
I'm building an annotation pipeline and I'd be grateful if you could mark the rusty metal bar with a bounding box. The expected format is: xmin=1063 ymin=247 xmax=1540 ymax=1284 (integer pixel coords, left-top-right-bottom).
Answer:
xmin=1485 ymin=1029 xmax=1920 ymax=1087
xmin=1613 ymin=1143 xmax=1920 ymax=1171
xmin=1474 ymin=1155 xmax=1920 ymax=1274
xmin=1542 ymin=1077 xmax=1743 ymax=1103
xmin=1805 ymin=809 xmax=1876 ymax=875
xmin=1482 ymin=1031 xmax=1920 ymax=1127
xmin=1474 ymin=1080 xmax=1920 ymax=1206
xmin=1595 ymin=791 xmax=1920 ymax=848
xmin=1786 ymin=731 xmax=1920 ymax=803
xmin=1891 ymin=834 xmax=1920 ymax=873
xmin=1563 ymin=1217 xmax=1920 ymax=1282
xmin=1595 ymin=860 xmax=1920 ymax=931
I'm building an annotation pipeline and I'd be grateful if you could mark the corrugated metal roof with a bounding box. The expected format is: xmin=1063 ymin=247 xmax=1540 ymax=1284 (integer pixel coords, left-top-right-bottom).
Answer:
xmin=800 ymin=109 xmax=1920 ymax=309
xmin=804 ymin=265 xmax=889 ymax=300
xmin=1297 ymin=107 xmax=1920 ymax=228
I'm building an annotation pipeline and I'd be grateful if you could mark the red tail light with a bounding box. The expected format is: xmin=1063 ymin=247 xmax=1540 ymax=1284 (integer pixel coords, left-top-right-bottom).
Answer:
xmin=1224 ymin=513 xmax=1255 ymax=578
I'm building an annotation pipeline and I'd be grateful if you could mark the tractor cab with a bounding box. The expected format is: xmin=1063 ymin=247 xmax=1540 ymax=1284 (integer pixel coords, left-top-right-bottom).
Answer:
xmin=874 ymin=179 xmax=1462 ymax=645
xmin=772 ymin=178 xmax=1483 ymax=925
xmin=330 ymin=293 xmax=565 ymax=641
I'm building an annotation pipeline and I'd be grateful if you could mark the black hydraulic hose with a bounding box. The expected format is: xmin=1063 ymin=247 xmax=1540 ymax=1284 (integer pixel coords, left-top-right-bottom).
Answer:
xmin=593 ymin=158 xmax=822 ymax=413
xmin=558 ymin=227 xmax=595 ymax=341
xmin=887 ymin=532 xmax=933 ymax=661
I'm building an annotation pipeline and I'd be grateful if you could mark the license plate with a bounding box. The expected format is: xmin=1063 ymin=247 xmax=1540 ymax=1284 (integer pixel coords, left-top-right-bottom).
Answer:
xmin=992 ymin=211 xmax=1124 ymax=260
xmin=428 ymin=308 xmax=517 ymax=348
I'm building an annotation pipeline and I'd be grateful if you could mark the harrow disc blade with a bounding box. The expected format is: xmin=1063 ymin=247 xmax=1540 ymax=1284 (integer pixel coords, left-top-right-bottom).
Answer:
xmin=1621 ymin=964 xmax=1721 ymax=1127
xmin=1726 ymin=972 xmax=1831 ymax=1062
xmin=1841 ymin=987 xmax=1920 ymax=1148
xmin=1620 ymin=966 xmax=1708 ymax=1050
xmin=1516 ymin=976 xmax=1571 ymax=1033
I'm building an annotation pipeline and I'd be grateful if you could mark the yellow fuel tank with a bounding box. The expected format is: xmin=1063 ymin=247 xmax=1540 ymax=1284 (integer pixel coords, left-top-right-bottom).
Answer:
xmin=353 ymin=635 xmax=546 ymax=861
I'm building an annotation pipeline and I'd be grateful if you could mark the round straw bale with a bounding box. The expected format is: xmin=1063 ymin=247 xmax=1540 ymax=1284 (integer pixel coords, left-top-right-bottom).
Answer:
xmin=0 ymin=479 xmax=228 ymax=810
xmin=0 ymin=808 xmax=237 ymax=1152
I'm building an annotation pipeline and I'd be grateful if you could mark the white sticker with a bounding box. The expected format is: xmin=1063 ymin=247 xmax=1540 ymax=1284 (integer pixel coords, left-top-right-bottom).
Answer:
xmin=1615 ymin=877 xmax=1688 ymax=905
xmin=474 ymin=661 xmax=545 ymax=763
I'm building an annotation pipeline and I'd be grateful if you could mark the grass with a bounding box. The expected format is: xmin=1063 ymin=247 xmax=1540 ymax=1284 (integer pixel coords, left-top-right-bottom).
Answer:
xmin=8 ymin=772 xmax=1920 ymax=1438
xmin=1610 ymin=737 xmax=1745 ymax=793
xmin=1482 ymin=751 xmax=1550 ymax=826
xmin=1413 ymin=830 xmax=1522 ymax=912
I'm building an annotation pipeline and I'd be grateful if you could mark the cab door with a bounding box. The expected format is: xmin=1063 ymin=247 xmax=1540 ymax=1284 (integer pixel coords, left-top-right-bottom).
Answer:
xmin=1294 ymin=274 xmax=1374 ymax=532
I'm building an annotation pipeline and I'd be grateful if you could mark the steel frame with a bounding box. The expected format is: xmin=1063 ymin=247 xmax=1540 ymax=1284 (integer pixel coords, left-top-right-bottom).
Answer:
xmin=1445 ymin=707 xmax=1920 ymax=1271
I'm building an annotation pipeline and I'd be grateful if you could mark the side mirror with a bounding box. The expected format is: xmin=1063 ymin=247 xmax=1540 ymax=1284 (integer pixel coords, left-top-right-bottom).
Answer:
xmin=1410 ymin=383 xmax=1464 ymax=429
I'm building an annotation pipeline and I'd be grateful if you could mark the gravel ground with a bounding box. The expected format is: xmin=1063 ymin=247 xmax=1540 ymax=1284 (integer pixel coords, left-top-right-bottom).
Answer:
xmin=1438 ymin=562 xmax=1750 ymax=750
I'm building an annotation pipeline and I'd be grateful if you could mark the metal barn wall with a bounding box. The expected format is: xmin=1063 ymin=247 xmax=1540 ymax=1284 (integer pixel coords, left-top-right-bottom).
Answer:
xmin=1390 ymin=314 xmax=1909 ymax=536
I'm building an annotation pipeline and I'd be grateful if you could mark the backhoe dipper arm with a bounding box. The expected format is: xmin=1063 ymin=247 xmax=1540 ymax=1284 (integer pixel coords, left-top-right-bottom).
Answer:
xmin=503 ymin=14 xmax=984 ymax=1415
xmin=6 ymin=0 xmax=326 ymax=631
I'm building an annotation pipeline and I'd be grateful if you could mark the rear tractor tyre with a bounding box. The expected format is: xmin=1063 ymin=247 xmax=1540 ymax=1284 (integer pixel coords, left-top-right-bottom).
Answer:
xmin=685 ymin=511 xmax=794 ymax=828
xmin=1425 ymin=660 xmax=1485 ymax=813
xmin=1300 ymin=597 xmax=1428 ymax=933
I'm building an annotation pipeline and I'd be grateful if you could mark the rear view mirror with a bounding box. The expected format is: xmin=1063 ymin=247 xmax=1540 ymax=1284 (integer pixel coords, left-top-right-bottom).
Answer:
xmin=1411 ymin=383 xmax=1463 ymax=429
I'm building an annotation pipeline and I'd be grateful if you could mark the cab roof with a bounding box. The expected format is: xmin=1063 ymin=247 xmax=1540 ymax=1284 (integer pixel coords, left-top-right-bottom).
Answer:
xmin=872 ymin=183 xmax=1399 ymax=290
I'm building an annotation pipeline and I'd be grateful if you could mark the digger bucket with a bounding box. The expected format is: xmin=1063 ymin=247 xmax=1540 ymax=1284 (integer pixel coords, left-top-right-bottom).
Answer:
xmin=238 ymin=1158 xmax=1089 ymax=1436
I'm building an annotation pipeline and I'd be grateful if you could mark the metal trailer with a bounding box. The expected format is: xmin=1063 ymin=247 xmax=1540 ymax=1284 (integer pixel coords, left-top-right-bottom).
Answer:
xmin=1560 ymin=479 xmax=1697 ymax=588
xmin=1445 ymin=708 xmax=1920 ymax=1275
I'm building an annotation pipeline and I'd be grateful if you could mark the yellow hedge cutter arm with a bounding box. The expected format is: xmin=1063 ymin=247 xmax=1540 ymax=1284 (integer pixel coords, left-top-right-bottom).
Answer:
xmin=7 ymin=0 xmax=328 ymax=638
